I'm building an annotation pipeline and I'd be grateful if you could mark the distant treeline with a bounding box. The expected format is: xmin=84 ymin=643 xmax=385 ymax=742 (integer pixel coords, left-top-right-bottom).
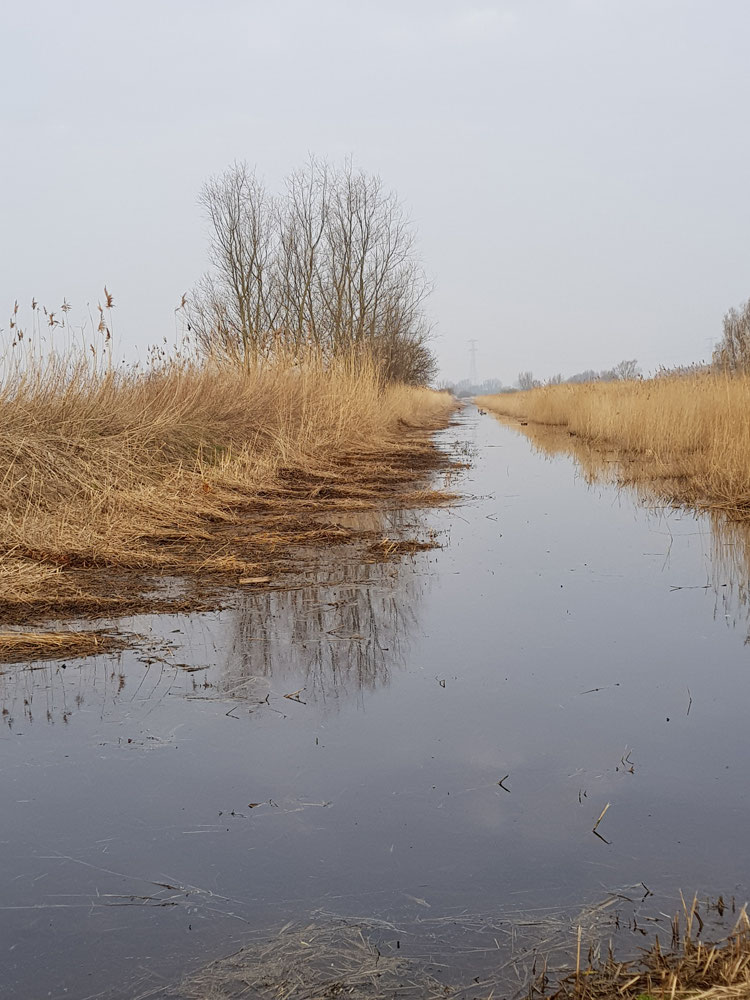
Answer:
xmin=444 ymin=363 xmax=641 ymax=397
xmin=516 ymin=359 xmax=641 ymax=390
xmin=445 ymin=378 xmax=504 ymax=397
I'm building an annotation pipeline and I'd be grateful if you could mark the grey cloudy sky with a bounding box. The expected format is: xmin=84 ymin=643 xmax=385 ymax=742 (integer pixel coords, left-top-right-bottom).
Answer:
xmin=2 ymin=0 xmax=748 ymax=383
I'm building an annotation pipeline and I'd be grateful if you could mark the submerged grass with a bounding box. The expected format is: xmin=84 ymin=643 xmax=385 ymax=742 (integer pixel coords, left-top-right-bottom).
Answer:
xmin=168 ymin=922 xmax=415 ymax=1000
xmin=167 ymin=901 xmax=750 ymax=1000
xmin=167 ymin=900 xmax=619 ymax=1000
xmin=477 ymin=372 xmax=750 ymax=520
xmin=0 ymin=346 xmax=458 ymax=625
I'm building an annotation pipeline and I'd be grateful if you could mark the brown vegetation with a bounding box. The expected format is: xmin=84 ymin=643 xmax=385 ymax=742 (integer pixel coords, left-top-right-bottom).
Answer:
xmin=0 ymin=347 xmax=457 ymax=628
xmin=0 ymin=156 xmax=450 ymax=640
xmin=546 ymin=901 xmax=750 ymax=1000
xmin=169 ymin=922 xmax=416 ymax=1000
xmin=166 ymin=899 xmax=750 ymax=1000
xmin=0 ymin=629 xmax=124 ymax=663
xmin=477 ymin=371 xmax=750 ymax=519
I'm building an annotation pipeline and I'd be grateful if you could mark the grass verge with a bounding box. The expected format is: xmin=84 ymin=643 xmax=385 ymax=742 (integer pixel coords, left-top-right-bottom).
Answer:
xmin=477 ymin=372 xmax=750 ymax=520
xmin=0 ymin=353 xmax=459 ymax=628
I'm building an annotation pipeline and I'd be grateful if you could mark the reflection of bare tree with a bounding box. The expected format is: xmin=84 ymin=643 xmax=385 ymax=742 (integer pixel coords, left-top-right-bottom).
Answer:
xmin=705 ymin=514 xmax=750 ymax=635
xmin=1 ymin=507 xmax=436 ymax=725
xmin=220 ymin=554 xmax=425 ymax=707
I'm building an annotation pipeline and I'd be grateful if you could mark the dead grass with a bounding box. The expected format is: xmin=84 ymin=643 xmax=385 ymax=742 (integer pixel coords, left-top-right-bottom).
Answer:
xmin=0 ymin=349 xmax=457 ymax=625
xmin=546 ymin=900 xmax=750 ymax=1000
xmin=477 ymin=372 xmax=750 ymax=520
xmin=367 ymin=535 xmax=442 ymax=559
xmin=169 ymin=922 xmax=416 ymax=1000
xmin=167 ymin=900 xmax=618 ymax=1000
xmin=0 ymin=629 xmax=124 ymax=663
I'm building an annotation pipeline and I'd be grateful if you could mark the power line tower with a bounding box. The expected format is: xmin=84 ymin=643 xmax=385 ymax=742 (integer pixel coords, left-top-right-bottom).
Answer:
xmin=468 ymin=339 xmax=478 ymax=383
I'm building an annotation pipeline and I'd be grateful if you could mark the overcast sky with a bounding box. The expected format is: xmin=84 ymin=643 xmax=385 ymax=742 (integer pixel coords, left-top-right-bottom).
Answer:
xmin=2 ymin=0 xmax=749 ymax=384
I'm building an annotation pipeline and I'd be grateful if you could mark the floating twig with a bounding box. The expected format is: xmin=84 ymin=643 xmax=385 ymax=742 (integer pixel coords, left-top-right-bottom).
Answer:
xmin=592 ymin=802 xmax=611 ymax=843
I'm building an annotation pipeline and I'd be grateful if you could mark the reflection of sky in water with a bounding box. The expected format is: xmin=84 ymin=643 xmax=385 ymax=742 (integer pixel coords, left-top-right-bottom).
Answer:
xmin=2 ymin=409 xmax=750 ymax=998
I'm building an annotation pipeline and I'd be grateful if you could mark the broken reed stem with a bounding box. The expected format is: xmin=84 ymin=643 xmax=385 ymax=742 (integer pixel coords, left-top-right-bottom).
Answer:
xmin=592 ymin=803 xmax=610 ymax=834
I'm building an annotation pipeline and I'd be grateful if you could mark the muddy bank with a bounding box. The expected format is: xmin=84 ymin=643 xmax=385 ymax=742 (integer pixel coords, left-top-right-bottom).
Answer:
xmin=0 ymin=417 xmax=461 ymax=655
xmin=1 ymin=360 xmax=460 ymax=634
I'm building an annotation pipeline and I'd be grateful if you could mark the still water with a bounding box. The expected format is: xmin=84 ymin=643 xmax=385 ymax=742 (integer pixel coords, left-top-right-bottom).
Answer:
xmin=2 ymin=406 xmax=749 ymax=997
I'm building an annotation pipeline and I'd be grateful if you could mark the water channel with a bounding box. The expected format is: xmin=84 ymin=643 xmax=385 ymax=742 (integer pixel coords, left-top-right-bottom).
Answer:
xmin=2 ymin=405 xmax=749 ymax=998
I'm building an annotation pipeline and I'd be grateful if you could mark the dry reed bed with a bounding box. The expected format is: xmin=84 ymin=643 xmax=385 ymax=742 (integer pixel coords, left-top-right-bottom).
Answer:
xmin=477 ymin=373 xmax=750 ymax=519
xmin=0 ymin=355 xmax=457 ymax=626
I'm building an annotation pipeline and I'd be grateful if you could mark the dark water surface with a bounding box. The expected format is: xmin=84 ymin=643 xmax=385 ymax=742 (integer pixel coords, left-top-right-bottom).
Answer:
xmin=2 ymin=407 xmax=750 ymax=998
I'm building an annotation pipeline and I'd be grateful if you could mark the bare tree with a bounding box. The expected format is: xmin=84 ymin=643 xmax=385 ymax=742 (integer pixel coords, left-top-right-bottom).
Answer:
xmin=190 ymin=163 xmax=281 ymax=368
xmin=517 ymin=371 xmax=539 ymax=390
xmin=610 ymin=359 xmax=641 ymax=380
xmin=189 ymin=158 xmax=435 ymax=383
xmin=713 ymin=299 xmax=750 ymax=372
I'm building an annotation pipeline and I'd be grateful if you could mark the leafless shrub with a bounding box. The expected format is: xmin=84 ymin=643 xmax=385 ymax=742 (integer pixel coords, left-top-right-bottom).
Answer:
xmin=517 ymin=370 xmax=540 ymax=390
xmin=566 ymin=369 xmax=601 ymax=384
xmin=609 ymin=358 xmax=641 ymax=380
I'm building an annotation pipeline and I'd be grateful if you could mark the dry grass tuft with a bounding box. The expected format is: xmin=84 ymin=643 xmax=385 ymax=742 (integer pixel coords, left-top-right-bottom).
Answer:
xmin=477 ymin=372 xmax=750 ymax=519
xmin=547 ymin=902 xmax=750 ymax=1000
xmin=0 ymin=629 xmax=124 ymax=663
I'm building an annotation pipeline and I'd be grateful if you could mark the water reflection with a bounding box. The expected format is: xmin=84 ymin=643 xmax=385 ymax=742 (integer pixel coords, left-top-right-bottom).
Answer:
xmin=6 ymin=408 xmax=750 ymax=1000
xmin=496 ymin=414 xmax=750 ymax=632
xmin=0 ymin=651 xmax=125 ymax=729
xmin=0 ymin=520 xmax=432 ymax=726
xmin=706 ymin=516 xmax=750 ymax=636
xmin=219 ymin=554 xmax=425 ymax=707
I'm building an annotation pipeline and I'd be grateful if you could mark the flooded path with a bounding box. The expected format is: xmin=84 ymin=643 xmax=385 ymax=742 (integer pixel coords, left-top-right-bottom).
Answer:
xmin=3 ymin=406 xmax=750 ymax=997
